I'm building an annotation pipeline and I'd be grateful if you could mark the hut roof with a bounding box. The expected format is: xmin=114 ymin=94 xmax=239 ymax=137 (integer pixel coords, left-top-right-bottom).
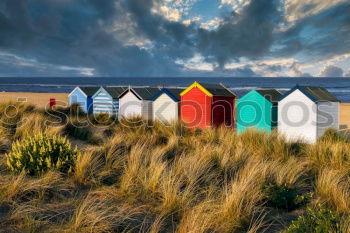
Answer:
xmin=256 ymin=89 xmax=282 ymax=103
xmin=69 ymin=86 xmax=99 ymax=97
xmin=119 ymin=87 xmax=161 ymax=100
xmin=152 ymin=88 xmax=185 ymax=102
xmin=180 ymin=82 xmax=236 ymax=97
xmin=104 ymin=87 xmax=128 ymax=99
xmin=280 ymin=85 xmax=339 ymax=103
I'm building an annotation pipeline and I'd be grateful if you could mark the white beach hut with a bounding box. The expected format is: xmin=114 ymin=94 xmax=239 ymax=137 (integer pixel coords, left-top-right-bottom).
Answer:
xmin=152 ymin=88 xmax=184 ymax=123
xmin=278 ymin=85 xmax=340 ymax=143
xmin=118 ymin=87 xmax=160 ymax=120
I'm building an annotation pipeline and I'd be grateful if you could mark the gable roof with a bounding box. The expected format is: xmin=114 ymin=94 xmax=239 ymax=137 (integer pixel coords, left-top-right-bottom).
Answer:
xmin=180 ymin=82 xmax=236 ymax=97
xmin=280 ymin=85 xmax=340 ymax=103
xmin=119 ymin=87 xmax=161 ymax=100
xmin=152 ymin=88 xmax=185 ymax=102
xmin=80 ymin=87 xmax=100 ymax=97
xmin=255 ymin=89 xmax=282 ymax=103
xmin=105 ymin=87 xmax=127 ymax=99
xmin=69 ymin=86 xmax=99 ymax=97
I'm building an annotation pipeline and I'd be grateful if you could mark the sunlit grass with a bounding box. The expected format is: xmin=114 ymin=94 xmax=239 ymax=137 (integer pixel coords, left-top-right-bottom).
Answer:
xmin=0 ymin=102 xmax=349 ymax=232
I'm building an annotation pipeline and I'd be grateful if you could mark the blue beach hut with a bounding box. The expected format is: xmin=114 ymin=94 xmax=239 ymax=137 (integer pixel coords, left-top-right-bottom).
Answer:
xmin=92 ymin=87 xmax=127 ymax=116
xmin=68 ymin=86 xmax=99 ymax=114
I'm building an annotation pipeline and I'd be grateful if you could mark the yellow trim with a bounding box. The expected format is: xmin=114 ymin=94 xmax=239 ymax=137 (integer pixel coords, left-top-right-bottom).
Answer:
xmin=180 ymin=81 xmax=213 ymax=97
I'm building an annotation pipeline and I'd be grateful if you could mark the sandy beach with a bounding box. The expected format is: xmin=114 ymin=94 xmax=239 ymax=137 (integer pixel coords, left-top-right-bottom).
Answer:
xmin=0 ymin=92 xmax=69 ymax=109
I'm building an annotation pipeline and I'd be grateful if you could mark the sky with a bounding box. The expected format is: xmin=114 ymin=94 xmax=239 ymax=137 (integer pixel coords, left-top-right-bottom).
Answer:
xmin=0 ymin=0 xmax=349 ymax=77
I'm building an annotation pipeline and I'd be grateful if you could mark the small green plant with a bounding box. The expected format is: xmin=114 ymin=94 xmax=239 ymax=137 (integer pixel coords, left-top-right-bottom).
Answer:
xmin=261 ymin=182 xmax=310 ymax=211
xmin=6 ymin=133 xmax=79 ymax=176
xmin=64 ymin=120 xmax=93 ymax=141
xmin=284 ymin=205 xmax=341 ymax=233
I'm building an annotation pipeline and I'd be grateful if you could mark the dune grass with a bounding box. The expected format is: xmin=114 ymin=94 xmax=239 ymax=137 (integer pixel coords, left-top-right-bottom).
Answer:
xmin=0 ymin=102 xmax=350 ymax=232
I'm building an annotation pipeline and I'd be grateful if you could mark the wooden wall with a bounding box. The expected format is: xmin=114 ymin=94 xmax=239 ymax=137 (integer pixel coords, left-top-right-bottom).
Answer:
xmin=93 ymin=89 xmax=118 ymax=116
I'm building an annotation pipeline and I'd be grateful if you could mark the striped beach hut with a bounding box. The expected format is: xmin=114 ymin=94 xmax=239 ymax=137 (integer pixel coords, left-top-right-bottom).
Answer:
xmin=68 ymin=86 xmax=99 ymax=114
xmin=152 ymin=88 xmax=184 ymax=123
xmin=119 ymin=87 xmax=160 ymax=120
xmin=180 ymin=82 xmax=236 ymax=129
xmin=278 ymin=85 xmax=340 ymax=143
xmin=92 ymin=87 xmax=126 ymax=116
xmin=236 ymin=89 xmax=282 ymax=133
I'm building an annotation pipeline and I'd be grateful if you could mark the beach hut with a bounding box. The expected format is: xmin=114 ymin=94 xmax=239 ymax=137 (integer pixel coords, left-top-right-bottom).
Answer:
xmin=119 ymin=87 xmax=160 ymax=120
xmin=278 ymin=85 xmax=340 ymax=143
xmin=180 ymin=82 xmax=236 ymax=129
xmin=237 ymin=89 xmax=282 ymax=133
xmin=152 ymin=88 xmax=185 ymax=123
xmin=68 ymin=86 xmax=99 ymax=114
xmin=92 ymin=87 xmax=126 ymax=116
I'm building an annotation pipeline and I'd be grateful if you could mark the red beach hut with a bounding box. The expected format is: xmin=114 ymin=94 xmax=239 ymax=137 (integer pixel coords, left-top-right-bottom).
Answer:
xmin=180 ymin=82 xmax=236 ymax=129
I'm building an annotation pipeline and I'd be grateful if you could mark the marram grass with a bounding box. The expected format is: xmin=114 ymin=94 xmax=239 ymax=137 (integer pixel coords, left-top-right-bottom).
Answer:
xmin=0 ymin=103 xmax=350 ymax=232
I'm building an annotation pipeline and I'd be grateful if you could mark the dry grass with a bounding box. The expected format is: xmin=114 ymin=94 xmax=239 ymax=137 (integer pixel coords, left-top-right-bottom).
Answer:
xmin=316 ymin=169 xmax=350 ymax=213
xmin=1 ymin=102 xmax=350 ymax=232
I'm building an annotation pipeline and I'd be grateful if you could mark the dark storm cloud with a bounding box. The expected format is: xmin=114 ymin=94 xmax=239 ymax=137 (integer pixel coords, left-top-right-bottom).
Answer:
xmin=217 ymin=65 xmax=259 ymax=77
xmin=197 ymin=0 xmax=281 ymax=67
xmin=0 ymin=0 xmax=349 ymax=76
xmin=319 ymin=65 xmax=344 ymax=77
xmin=0 ymin=0 xmax=172 ymax=76
xmin=0 ymin=0 xmax=283 ymax=76
xmin=345 ymin=70 xmax=350 ymax=78
xmin=277 ymin=1 xmax=350 ymax=59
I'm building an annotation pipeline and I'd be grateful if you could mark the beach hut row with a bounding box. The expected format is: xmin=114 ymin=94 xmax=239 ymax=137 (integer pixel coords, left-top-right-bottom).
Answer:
xmin=69 ymin=82 xmax=340 ymax=143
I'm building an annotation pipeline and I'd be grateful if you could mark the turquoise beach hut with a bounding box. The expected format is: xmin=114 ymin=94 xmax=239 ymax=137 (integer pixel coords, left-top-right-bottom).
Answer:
xmin=236 ymin=89 xmax=282 ymax=133
xmin=92 ymin=87 xmax=126 ymax=116
xmin=68 ymin=86 xmax=99 ymax=114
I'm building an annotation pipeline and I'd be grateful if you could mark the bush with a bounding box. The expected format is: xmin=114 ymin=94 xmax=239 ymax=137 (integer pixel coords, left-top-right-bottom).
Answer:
xmin=64 ymin=120 xmax=93 ymax=141
xmin=284 ymin=205 xmax=341 ymax=233
xmin=261 ymin=182 xmax=310 ymax=211
xmin=6 ymin=133 xmax=79 ymax=176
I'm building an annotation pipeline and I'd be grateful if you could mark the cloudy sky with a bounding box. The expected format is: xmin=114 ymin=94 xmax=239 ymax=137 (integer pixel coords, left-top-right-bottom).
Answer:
xmin=0 ymin=0 xmax=349 ymax=77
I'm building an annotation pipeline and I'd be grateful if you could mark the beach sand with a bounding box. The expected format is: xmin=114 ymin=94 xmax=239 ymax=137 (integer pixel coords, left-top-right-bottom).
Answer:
xmin=0 ymin=92 xmax=69 ymax=109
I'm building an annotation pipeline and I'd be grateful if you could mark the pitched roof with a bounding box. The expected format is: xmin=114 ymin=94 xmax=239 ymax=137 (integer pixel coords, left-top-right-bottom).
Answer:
xmin=256 ymin=89 xmax=282 ymax=103
xmin=71 ymin=86 xmax=99 ymax=97
xmin=280 ymin=85 xmax=339 ymax=103
xmin=133 ymin=87 xmax=161 ymax=100
xmin=104 ymin=87 xmax=127 ymax=99
xmin=152 ymin=88 xmax=185 ymax=102
xmin=119 ymin=87 xmax=161 ymax=100
xmin=180 ymin=82 xmax=236 ymax=97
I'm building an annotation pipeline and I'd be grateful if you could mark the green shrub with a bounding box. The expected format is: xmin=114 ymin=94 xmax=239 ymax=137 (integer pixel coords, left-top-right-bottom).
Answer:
xmin=64 ymin=120 xmax=93 ymax=141
xmin=284 ymin=205 xmax=341 ymax=233
xmin=6 ymin=133 xmax=79 ymax=176
xmin=261 ymin=182 xmax=310 ymax=211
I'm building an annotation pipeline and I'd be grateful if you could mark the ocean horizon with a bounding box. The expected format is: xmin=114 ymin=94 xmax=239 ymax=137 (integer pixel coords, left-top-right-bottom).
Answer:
xmin=1 ymin=77 xmax=350 ymax=101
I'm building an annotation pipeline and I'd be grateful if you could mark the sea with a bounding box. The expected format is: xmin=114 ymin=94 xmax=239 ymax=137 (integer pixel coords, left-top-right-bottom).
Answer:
xmin=1 ymin=77 xmax=350 ymax=102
